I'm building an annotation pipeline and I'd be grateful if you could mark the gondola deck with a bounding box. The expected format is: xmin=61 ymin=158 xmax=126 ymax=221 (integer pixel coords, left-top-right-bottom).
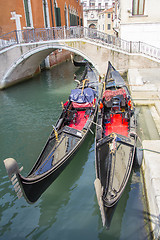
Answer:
xmin=68 ymin=110 xmax=89 ymax=130
xmin=104 ymin=114 xmax=129 ymax=137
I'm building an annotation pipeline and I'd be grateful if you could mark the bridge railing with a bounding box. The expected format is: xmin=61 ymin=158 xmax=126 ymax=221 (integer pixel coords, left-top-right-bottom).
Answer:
xmin=0 ymin=31 xmax=18 ymax=49
xmin=84 ymin=27 xmax=160 ymax=60
xmin=0 ymin=26 xmax=160 ymax=61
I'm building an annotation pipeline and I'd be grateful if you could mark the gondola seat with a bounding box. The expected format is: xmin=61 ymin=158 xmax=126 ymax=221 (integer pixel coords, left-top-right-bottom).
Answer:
xmin=65 ymin=109 xmax=78 ymax=124
xmin=111 ymin=96 xmax=121 ymax=111
xmin=72 ymin=102 xmax=93 ymax=108
xmin=103 ymin=88 xmax=127 ymax=109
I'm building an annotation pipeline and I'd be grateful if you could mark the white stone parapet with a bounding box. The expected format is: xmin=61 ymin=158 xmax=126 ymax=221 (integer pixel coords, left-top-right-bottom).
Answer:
xmin=142 ymin=140 xmax=160 ymax=239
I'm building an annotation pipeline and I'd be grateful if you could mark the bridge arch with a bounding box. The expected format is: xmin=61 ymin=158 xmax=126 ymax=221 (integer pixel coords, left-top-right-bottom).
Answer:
xmin=1 ymin=43 xmax=97 ymax=89
xmin=1 ymin=37 xmax=160 ymax=89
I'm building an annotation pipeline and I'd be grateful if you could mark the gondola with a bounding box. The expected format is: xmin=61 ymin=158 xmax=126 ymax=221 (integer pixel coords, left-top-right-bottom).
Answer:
xmin=4 ymin=63 xmax=98 ymax=204
xmin=73 ymin=58 xmax=87 ymax=67
xmin=94 ymin=62 xmax=137 ymax=228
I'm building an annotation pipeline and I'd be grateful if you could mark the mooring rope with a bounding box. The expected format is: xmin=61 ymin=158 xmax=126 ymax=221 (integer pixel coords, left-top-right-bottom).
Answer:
xmin=88 ymin=119 xmax=103 ymax=129
xmin=139 ymin=148 xmax=160 ymax=154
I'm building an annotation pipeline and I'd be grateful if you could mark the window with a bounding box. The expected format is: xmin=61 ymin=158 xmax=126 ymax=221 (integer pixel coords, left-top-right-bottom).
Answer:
xmin=43 ymin=0 xmax=50 ymax=28
xmin=108 ymin=24 xmax=111 ymax=30
xmin=54 ymin=1 xmax=61 ymax=27
xmin=23 ymin=0 xmax=33 ymax=27
xmin=105 ymin=3 xmax=108 ymax=9
xmin=64 ymin=5 xmax=69 ymax=27
xmin=89 ymin=2 xmax=95 ymax=8
xmin=55 ymin=7 xmax=61 ymax=26
xmin=80 ymin=18 xmax=83 ymax=26
xmin=108 ymin=13 xmax=111 ymax=18
xmin=132 ymin=0 xmax=145 ymax=15
xmin=69 ymin=11 xmax=77 ymax=26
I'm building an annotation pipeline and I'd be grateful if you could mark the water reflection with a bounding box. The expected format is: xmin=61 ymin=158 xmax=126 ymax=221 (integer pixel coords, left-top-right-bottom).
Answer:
xmin=32 ymin=133 xmax=95 ymax=240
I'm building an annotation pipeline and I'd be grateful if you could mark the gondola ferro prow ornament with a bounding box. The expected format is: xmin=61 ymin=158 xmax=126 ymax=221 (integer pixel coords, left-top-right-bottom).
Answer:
xmin=4 ymin=158 xmax=23 ymax=199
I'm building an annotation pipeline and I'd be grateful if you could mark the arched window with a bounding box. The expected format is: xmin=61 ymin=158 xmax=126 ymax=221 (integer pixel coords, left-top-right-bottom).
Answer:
xmin=69 ymin=7 xmax=73 ymax=26
xmin=23 ymin=0 xmax=33 ymax=27
xmin=89 ymin=24 xmax=96 ymax=29
xmin=43 ymin=0 xmax=50 ymax=28
xmin=64 ymin=4 xmax=69 ymax=27
xmin=54 ymin=0 xmax=61 ymax=26
xmin=70 ymin=8 xmax=78 ymax=26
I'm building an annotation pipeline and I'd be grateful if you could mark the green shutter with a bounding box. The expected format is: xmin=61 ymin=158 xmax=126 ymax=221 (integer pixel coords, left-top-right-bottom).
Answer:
xmin=56 ymin=8 xmax=61 ymax=26
xmin=81 ymin=18 xmax=83 ymax=26
xmin=64 ymin=10 xmax=67 ymax=26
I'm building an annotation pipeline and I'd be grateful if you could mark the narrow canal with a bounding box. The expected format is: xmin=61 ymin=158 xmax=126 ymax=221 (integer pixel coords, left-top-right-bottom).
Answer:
xmin=0 ymin=61 xmax=154 ymax=239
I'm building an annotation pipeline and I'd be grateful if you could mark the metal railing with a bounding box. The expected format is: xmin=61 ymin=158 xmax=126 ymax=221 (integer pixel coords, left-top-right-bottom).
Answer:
xmin=0 ymin=26 xmax=160 ymax=61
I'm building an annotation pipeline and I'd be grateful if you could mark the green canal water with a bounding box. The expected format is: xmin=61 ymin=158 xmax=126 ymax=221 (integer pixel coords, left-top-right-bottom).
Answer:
xmin=0 ymin=61 xmax=153 ymax=239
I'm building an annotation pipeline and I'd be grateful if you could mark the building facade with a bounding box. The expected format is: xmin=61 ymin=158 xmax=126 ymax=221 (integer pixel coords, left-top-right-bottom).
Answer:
xmin=81 ymin=0 xmax=114 ymax=29
xmin=0 ymin=0 xmax=83 ymax=69
xmin=112 ymin=0 xmax=120 ymax=37
xmin=0 ymin=0 xmax=83 ymax=36
xmin=118 ymin=0 xmax=160 ymax=48
xmin=98 ymin=8 xmax=114 ymax=35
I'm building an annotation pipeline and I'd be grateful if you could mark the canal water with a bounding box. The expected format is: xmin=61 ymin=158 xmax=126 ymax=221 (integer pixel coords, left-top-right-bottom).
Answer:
xmin=0 ymin=61 xmax=154 ymax=239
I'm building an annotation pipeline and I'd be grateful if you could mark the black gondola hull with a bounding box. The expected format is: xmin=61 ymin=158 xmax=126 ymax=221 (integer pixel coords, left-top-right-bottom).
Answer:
xmin=96 ymin=135 xmax=135 ymax=207
xmin=4 ymin=63 xmax=99 ymax=203
xmin=18 ymin=137 xmax=84 ymax=203
xmin=73 ymin=59 xmax=87 ymax=67
xmin=95 ymin=61 xmax=137 ymax=228
xmin=19 ymin=110 xmax=98 ymax=203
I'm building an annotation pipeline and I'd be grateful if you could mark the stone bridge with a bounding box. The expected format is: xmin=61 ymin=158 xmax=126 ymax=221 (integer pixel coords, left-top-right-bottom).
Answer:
xmin=0 ymin=27 xmax=160 ymax=89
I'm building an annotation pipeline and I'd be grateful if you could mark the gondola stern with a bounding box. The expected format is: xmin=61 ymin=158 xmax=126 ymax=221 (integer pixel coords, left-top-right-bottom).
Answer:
xmin=94 ymin=178 xmax=117 ymax=229
xmin=4 ymin=158 xmax=24 ymax=200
